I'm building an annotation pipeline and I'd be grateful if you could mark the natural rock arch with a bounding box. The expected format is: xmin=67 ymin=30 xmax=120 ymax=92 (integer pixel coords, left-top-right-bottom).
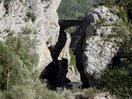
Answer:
xmin=40 ymin=19 xmax=86 ymax=89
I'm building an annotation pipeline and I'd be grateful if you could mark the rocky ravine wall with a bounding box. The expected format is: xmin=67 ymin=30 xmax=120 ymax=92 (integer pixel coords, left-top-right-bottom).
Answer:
xmin=76 ymin=6 xmax=119 ymax=87
xmin=0 ymin=0 xmax=61 ymax=73
xmin=0 ymin=0 xmax=121 ymax=89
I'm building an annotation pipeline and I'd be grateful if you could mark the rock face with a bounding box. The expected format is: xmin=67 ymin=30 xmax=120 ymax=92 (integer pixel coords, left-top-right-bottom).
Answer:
xmin=76 ymin=6 xmax=119 ymax=86
xmin=0 ymin=0 xmax=61 ymax=73
xmin=58 ymin=31 xmax=71 ymax=64
xmin=0 ymin=0 xmax=121 ymax=89
xmin=39 ymin=28 xmax=72 ymax=89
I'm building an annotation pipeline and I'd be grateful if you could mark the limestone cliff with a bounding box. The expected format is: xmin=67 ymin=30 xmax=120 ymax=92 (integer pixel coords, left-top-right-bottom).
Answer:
xmin=0 ymin=0 xmax=61 ymax=73
xmin=76 ymin=6 xmax=119 ymax=86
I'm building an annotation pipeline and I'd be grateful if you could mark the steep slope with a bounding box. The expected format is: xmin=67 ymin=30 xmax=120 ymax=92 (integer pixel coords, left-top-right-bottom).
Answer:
xmin=58 ymin=0 xmax=98 ymax=20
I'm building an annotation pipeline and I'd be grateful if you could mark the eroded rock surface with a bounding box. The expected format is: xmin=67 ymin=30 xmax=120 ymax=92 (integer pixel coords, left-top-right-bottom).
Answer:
xmin=76 ymin=6 xmax=119 ymax=86
xmin=0 ymin=0 xmax=61 ymax=73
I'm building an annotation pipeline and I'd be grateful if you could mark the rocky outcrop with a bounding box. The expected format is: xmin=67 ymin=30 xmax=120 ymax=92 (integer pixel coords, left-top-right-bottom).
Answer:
xmin=58 ymin=31 xmax=71 ymax=64
xmin=40 ymin=28 xmax=72 ymax=89
xmin=0 ymin=0 xmax=121 ymax=90
xmin=76 ymin=6 xmax=119 ymax=86
xmin=0 ymin=0 xmax=61 ymax=73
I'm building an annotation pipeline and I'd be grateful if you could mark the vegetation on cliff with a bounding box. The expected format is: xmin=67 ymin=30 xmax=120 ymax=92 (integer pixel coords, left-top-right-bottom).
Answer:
xmin=0 ymin=0 xmax=132 ymax=98
xmin=95 ymin=0 xmax=132 ymax=97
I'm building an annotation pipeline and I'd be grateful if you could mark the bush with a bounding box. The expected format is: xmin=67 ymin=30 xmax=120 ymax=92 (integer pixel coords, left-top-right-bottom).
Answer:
xmin=0 ymin=41 xmax=22 ymax=91
xmin=95 ymin=3 xmax=132 ymax=97
xmin=99 ymin=0 xmax=116 ymax=6
xmin=98 ymin=65 xmax=132 ymax=97
xmin=1 ymin=83 xmax=65 ymax=99
xmin=0 ymin=33 xmax=38 ymax=91
xmin=0 ymin=33 xmax=67 ymax=99
xmin=2 ymin=85 xmax=35 ymax=99
xmin=112 ymin=20 xmax=132 ymax=61
xmin=82 ymin=87 xmax=99 ymax=97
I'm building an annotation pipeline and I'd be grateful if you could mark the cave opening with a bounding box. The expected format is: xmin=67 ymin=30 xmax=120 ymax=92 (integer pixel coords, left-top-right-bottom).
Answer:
xmin=39 ymin=0 xmax=90 ymax=87
xmin=39 ymin=20 xmax=88 ymax=90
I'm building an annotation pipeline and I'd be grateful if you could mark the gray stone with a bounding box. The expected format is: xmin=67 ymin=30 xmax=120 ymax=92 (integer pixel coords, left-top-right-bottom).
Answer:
xmin=0 ymin=0 xmax=61 ymax=74
xmin=82 ymin=6 xmax=119 ymax=86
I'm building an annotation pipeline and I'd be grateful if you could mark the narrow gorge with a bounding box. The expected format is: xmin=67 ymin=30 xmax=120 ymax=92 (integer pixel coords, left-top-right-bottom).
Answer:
xmin=0 ymin=0 xmax=132 ymax=98
xmin=40 ymin=5 xmax=120 ymax=90
xmin=0 ymin=0 xmax=126 ymax=89
xmin=0 ymin=0 xmax=119 ymax=89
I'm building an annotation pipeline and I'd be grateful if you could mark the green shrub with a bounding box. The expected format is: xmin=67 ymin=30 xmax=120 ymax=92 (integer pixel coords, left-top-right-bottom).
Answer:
xmin=98 ymin=65 xmax=132 ymax=97
xmin=0 ymin=33 xmax=67 ymax=99
xmin=1 ymin=83 xmax=65 ymax=99
xmin=112 ymin=20 xmax=132 ymax=61
xmin=0 ymin=41 xmax=22 ymax=91
xmin=57 ymin=89 xmax=74 ymax=99
xmin=116 ymin=7 xmax=128 ymax=22
xmin=0 ymin=33 xmax=38 ymax=91
xmin=82 ymin=87 xmax=99 ymax=97
xmin=99 ymin=0 xmax=116 ymax=6
xmin=2 ymin=85 xmax=35 ymax=99
xmin=95 ymin=3 xmax=132 ymax=97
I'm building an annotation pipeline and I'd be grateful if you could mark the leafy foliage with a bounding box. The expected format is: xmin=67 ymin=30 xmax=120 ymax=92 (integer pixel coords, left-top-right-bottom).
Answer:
xmin=97 ymin=1 xmax=132 ymax=97
xmin=99 ymin=0 xmax=132 ymax=21
xmin=0 ymin=34 xmax=67 ymax=99
xmin=1 ymin=82 xmax=65 ymax=99
xmin=98 ymin=65 xmax=132 ymax=97
xmin=113 ymin=21 xmax=132 ymax=61
xmin=82 ymin=87 xmax=99 ymax=97
xmin=99 ymin=0 xmax=116 ymax=6
xmin=0 ymin=34 xmax=38 ymax=91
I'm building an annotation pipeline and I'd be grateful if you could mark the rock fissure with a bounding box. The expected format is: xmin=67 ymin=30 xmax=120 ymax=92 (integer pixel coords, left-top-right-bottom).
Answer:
xmin=40 ymin=20 xmax=86 ymax=89
xmin=40 ymin=29 xmax=70 ymax=89
xmin=39 ymin=5 xmax=119 ymax=88
xmin=1 ymin=0 xmax=120 ymax=90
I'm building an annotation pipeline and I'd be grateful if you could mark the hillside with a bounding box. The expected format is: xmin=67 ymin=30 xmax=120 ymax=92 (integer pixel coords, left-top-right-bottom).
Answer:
xmin=58 ymin=0 xmax=99 ymax=20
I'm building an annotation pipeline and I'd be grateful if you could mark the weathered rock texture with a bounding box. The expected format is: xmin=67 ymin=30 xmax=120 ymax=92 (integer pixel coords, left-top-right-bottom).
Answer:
xmin=0 ymin=0 xmax=61 ymax=73
xmin=39 ymin=28 xmax=72 ymax=89
xmin=58 ymin=31 xmax=71 ymax=64
xmin=76 ymin=6 xmax=119 ymax=86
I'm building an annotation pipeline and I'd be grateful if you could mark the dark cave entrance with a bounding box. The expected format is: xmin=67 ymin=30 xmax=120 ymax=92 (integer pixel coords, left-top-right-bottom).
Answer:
xmin=39 ymin=19 xmax=89 ymax=89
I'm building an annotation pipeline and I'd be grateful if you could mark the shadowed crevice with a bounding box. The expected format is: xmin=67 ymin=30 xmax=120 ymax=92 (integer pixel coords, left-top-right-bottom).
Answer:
xmin=40 ymin=20 xmax=87 ymax=89
xmin=39 ymin=29 xmax=68 ymax=89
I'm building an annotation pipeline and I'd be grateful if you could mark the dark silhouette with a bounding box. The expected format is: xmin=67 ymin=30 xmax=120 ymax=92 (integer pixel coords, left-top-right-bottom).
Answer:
xmin=40 ymin=20 xmax=87 ymax=89
xmin=40 ymin=29 xmax=69 ymax=89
